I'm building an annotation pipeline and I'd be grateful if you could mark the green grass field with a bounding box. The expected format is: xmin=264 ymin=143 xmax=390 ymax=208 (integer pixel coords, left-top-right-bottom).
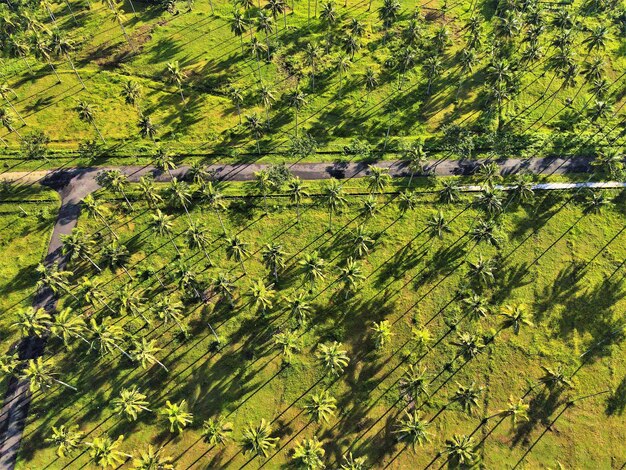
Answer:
xmin=14 ymin=176 xmax=626 ymax=468
xmin=0 ymin=0 xmax=625 ymax=169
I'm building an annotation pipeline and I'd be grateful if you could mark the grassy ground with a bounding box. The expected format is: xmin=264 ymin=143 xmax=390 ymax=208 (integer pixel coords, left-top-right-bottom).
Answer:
xmin=0 ymin=0 xmax=625 ymax=170
xmin=14 ymin=176 xmax=626 ymax=468
xmin=0 ymin=184 xmax=60 ymax=394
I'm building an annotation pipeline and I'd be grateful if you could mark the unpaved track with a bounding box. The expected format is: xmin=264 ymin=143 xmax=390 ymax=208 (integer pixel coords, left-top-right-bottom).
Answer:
xmin=0 ymin=155 xmax=611 ymax=468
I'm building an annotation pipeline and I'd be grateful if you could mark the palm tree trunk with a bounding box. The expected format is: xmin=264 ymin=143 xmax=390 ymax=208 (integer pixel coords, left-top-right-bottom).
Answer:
xmin=208 ymin=0 xmax=214 ymax=13
xmin=3 ymin=97 xmax=26 ymax=125
xmin=119 ymin=188 xmax=133 ymax=211
xmin=81 ymin=253 xmax=102 ymax=272
xmin=91 ymin=120 xmax=106 ymax=145
xmin=65 ymin=0 xmax=78 ymax=24
xmin=127 ymin=0 xmax=137 ymax=13
xmin=47 ymin=60 xmax=62 ymax=83
xmin=53 ymin=378 xmax=77 ymax=391
xmin=66 ymin=55 xmax=86 ymax=90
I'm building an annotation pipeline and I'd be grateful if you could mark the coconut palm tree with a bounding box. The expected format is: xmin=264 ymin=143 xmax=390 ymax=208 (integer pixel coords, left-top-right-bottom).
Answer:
xmin=371 ymin=320 xmax=393 ymax=349
xmin=138 ymin=114 xmax=158 ymax=140
xmin=165 ymin=61 xmax=186 ymax=103
xmin=202 ymin=416 xmax=233 ymax=446
xmin=0 ymin=353 xmax=19 ymax=377
xmin=299 ymin=251 xmax=325 ymax=292
xmin=451 ymin=332 xmax=485 ymax=360
xmin=444 ymin=435 xmax=479 ymax=468
xmin=89 ymin=317 xmax=132 ymax=359
xmin=248 ymin=279 xmax=275 ymax=316
xmin=397 ymin=190 xmax=417 ymax=216
xmin=426 ymin=211 xmax=452 ymax=240
xmin=439 ymin=181 xmax=460 ymax=203
xmin=36 ymin=263 xmax=72 ymax=296
xmin=463 ymin=292 xmax=490 ymax=321
xmin=274 ymin=330 xmax=301 ymax=362
xmin=228 ymin=87 xmax=244 ymax=124
xmin=131 ymin=337 xmax=168 ymax=372
xmin=338 ymin=257 xmax=365 ymax=299
xmin=30 ymin=34 xmax=61 ymax=83
xmin=186 ymin=221 xmax=213 ymax=265
xmin=254 ymin=169 xmax=272 ymax=213
xmin=85 ymin=435 xmax=131 ymax=468
xmin=394 ymin=410 xmax=430 ymax=451
xmin=316 ymin=341 xmax=349 ymax=375
xmin=82 ymin=194 xmax=118 ymax=239
xmin=112 ymin=386 xmax=151 ymax=421
xmin=96 ymin=169 xmax=132 ymax=209
xmin=13 ymin=306 xmax=52 ymax=337
xmin=21 ymin=357 xmax=77 ymax=392
xmin=259 ymin=85 xmax=275 ymax=124
xmin=285 ymin=293 xmax=312 ymax=325
xmin=424 ymin=55 xmax=442 ymax=96
xmin=245 ymin=113 xmax=264 ymax=154
xmin=399 ymin=365 xmax=428 ymax=403
xmin=256 ymin=11 xmax=274 ymax=60
xmin=265 ymin=0 xmax=288 ymax=28
xmin=583 ymin=25 xmax=609 ymax=52
xmin=496 ymin=396 xmax=529 ymax=426
xmin=213 ymin=272 xmax=236 ymax=308
xmin=340 ymin=453 xmax=367 ymax=470
xmin=288 ymin=88 xmax=307 ymax=137
xmin=476 ymin=187 xmax=503 ymax=216
xmin=499 ymin=304 xmax=533 ymax=334
xmin=262 ymin=243 xmax=286 ymax=283
xmin=160 ymin=400 xmax=193 ymax=433
xmin=305 ymin=390 xmax=336 ymax=423
xmin=200 ymin=181 xmax=228 ymax=234
xmin=467 ymin=256 xmax=495 ymax=287
xmin=50 ymin=307 xmax=89 ymax=346
xmin=451 ymin=382 xmax=482 ymax=415
xmin=471 ymin=219 xmax=499 ymax=247
xmin=225 ymin=235 xmax=250 ymax=273
xmin=46 ymin=425 xmax=83 ymax=458
xmin=287 ymin=177 xmax=308 ymax=223
xmin=292 ymin=437 xmax=325 ymax=469
xmin=242 ymin=419 xmax=279 ymax=457
xmin=0 ymin=107 xmax=21 ymax=139
xmin=0 ymin=83 xmax=26 ymax=126
xmin=363 ymin=66 xmax=378 ymax=101
xmin=350 ymin=226 xmax=374 ymax=258
xmin=231 ymin=11 xmax=250 ymax=52
xmin=336 ymin=55 xmax=352 ymax=98
xmin=322 ymin=178 xmax=346 ymax=231
xmin=305 ymin=43 xmax=321 ymax=90
xmin=50 ymin=32 xmax=85 ymax=89
xmin=121 ymin=80 xmax=142 ymax=108
xmin=367 ymin=165 xmax=390 ymax=195
xmin=150 ymin=209 xmax=181 ymax=257
xmin=152 ymin=296 xmax=186 ymax=334
xmin=61 ymin=228 xmax=101 ymax=272
xmin=167 ymin=178 xmax=194 ymax=222
xmin=132 ymin=446 xmax=174 ymax=470
xmin=539 ymin=365 xmax=573 ymax=391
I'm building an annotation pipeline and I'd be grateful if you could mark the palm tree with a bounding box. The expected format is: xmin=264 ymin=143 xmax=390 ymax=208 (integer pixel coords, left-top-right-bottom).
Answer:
xmin=451 ymin=332 xmax=485 ymax=360
xmin=21 ymin=357 xmax=77 ymax=392
xmin=245 ymin=113 xmax=264 ymax=154
xmin=186 ymin=221 xmax=213 ymax=265
xmin=445 ymin=435 xmax=479 ymax=468
xmin=583 ymin=25 xmax=609 ymax=52
xmin=439 ymin=180 xmax=460 ymax=204
xmin=394 ymin=410 xmax=430 ymax=451
xmin=46 ymin=425 xmax=83 ymax=458
xmin=539 ymin=365 xmax=573 ymax=391
xmin=285 ymin=293 xmax=312 ymax=325
xmin=343 ymin=34 xmax=360 ymax=59
xmin=299 ymin=251 xmax=325 ymax=292
xmin=213 ymin=272 xmax=236 ymax=308
xmin=50 ymin=307 xmax=89 ymax=346
xmin=256 ymin=11 xmax=274 ymax=61
xmin=0 ymin=83 xmax=26 ymax=125
xmin=496 ymin=396 xmax=529 ymax=426
xmin=339 ymin=257 xmax=365 ymax=298
xmin=36 ymin=263 xmax=72 ymax=296
xmin=0 ymin=107 xmax=22 ymax=139
xmin=340 ymin=453 xmax=367 ymax=470
xmin=165 ymin=61 xmax=186 ymax=103
xmin=96 ymin=169 xmax=132 ymax=210
xmin=13 ymin=306 xmax=52 ymax=337
xmin=231 ymin=11 xmax=250 ymax=53
xmin=85 ymin=435 xmax=131 ymax=468
xmin=154 ymin=150 xmax=177 ymax=178
xmin=50 ymin=32 xmax=85 ymax=89
xmin=305 ymin=390 xmax=337 ymax=423
xmin=200 ymin=181 xmax=228 ymax=234
xmin=336 ymin=56 xmax=352 ymax=98
xmin=304 ymin=43 xmax=321 ymax=90
xmin=399 ymin=365 xmax=428 ymax=403
xmin=242 ymin=419 xmax=279 ymax=457
xmin=287 ymin=177 xmax=308 ymax=223
xmin=150 ymin=209 xmax=181 ymax=257
xmin=228 ymin=87 xmax=244 ymax=124
xmin=121 ymin=80 xmax=142 ymax=108
xmin=451 ymin=382 xmax=482 ymax=415
xmin=160 ymin=400 xmax=193 ymax=433
xmin=112 ymin=386 xmax=151 ymax=421
xmin=323 ymin=178 xmax=346 ymax=231
xmin=167 ymin=178 xmax=194 ymax=222
xmin=138 ymin=114 xmax=158 ymax=141
xmin=265 ymin=0 xmax=288 ymax=28
xmin=259 ymin=85 xmax=275 ymax=124
xmin=463 ymin=292 xmax=490 ymax=321
xmin=131 ymin=337 xmax=169 ymax=372
xmin=254 ymin=169 xmax=272 ymax=212
xmin=467 ymin=256 xmax=495 ymax=287
xmin=201 ymin=416 xmax=233 ymax=446
xmin=132 ymin=446 xmax=174 ymax=470
xmin=111 ymin=7 xmax=136 ymax=51
xmin=316 ymin=341 xmax=349 ymax=375
xmin=351 ymin=226 xmax=374 ymax=258
xmin=367 ymin=165 xmax=390 ymax=195
xmin=30 ymin=34 xmax=61 ymax=83
xmin=378 ymin=0 xmax=400 ymax=26
xmin=404 ymin=140 xmax=428 ymax=185
xmin=397 ymin=190 xmax=417 ymax=215
xmin=424 ymin=55 xmax=442 ymax=95
xmin=153 ymin=296 xmax=186 ymax=334
xmin=288 ymin=88 xmax=307 ymax=137
xmin=274 ymin=330 xmax=301 ymax=362
xmin=371 ymin=320 xmax=393 ymax=349
xmin=499 ymin=304 xmax=533 ymax=334
xmin=225 ymin=235 xmax=250 ymax=273
xmin=363 ymin=66 xmax=378 ymax=101
xmin=292 ymin=437 xmax=325 ymax=469
xmin=471 ymin=219 xmax=499 ymax=247
xmin=89 ymin=317 xmax=132 ymax=360
xmin=426 ymin=211 xmax=452 ymax=240
xmin=61 ymin=228 xmax=101 ymax=272
xmin=262 ymin=243 xmax=286 ymax=283
xmin=248 ymin=279 xmax=275 ymax=316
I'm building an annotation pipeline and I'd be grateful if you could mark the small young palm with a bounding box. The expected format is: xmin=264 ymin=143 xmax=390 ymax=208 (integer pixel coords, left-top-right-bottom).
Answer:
xmin=399 ymin=364 xmax=428 ymax=403
xmin=85 ymin=435 xmax=132 ymax=468
xmin=351 ymin=226 xmax=374 ymax=258
xmin=299 ymin=251 xmax=326 ymax=292
xmin=274 ymin=330 xmax=301 ymax=363
xmin=131 ymin=445 xmax=174 ymax=470
xmin=285 ymin=293 xmax=312 ymax=326
xmin=451 ymin=382 xmax=483 ymax=415
xmin=305 ymin=390 xmax=337 ymax=424
xmin=394 ymin=410 xmax=430 ymax=451
xmin=499 ymin=304 xmax=533 ymax=334
xmin=46 ymin=425 xmax=84 ymax=458
xmin=497 ymin=396 xmax=529 ymax=426
xmin=444 ymin=434 xmax=479 ymax=468
xmin=241 ymin=419 xmax=279 ymax=457
xmin=316 ymin=341 xmax=350 ymax=375
xmin=426 ymin=211 xmax=452 ymax=240
xmin=397 ymin=190 xmax=417 ymax=215
xmin=160 ymin=400 xmax=193 ymax=433
xmin=370 ymin=320 xmax=393 ymax=349
xmin=292 ymin=436 xmax=325 ymax=470
xmin=201 ymin=416 xmax=233 ymax=446
xmin=451 ymin=332 xmax=485 ymax=360
xmin=462 ymin=292 xmax=490 ymax=321
xmin=340 ymin=452 xmax=368 ymax=470
xmin=112 ymin=386 xmax=151 ymax=421
xmin=466 ymin=256 xmax=495 ymax=287
xmin=539 ymin=365 xmax=573 ymax=391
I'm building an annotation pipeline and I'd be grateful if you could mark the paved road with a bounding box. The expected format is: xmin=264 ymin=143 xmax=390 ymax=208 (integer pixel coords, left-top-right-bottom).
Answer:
xmin=0 ymin=154 xmax=609 ymax=469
